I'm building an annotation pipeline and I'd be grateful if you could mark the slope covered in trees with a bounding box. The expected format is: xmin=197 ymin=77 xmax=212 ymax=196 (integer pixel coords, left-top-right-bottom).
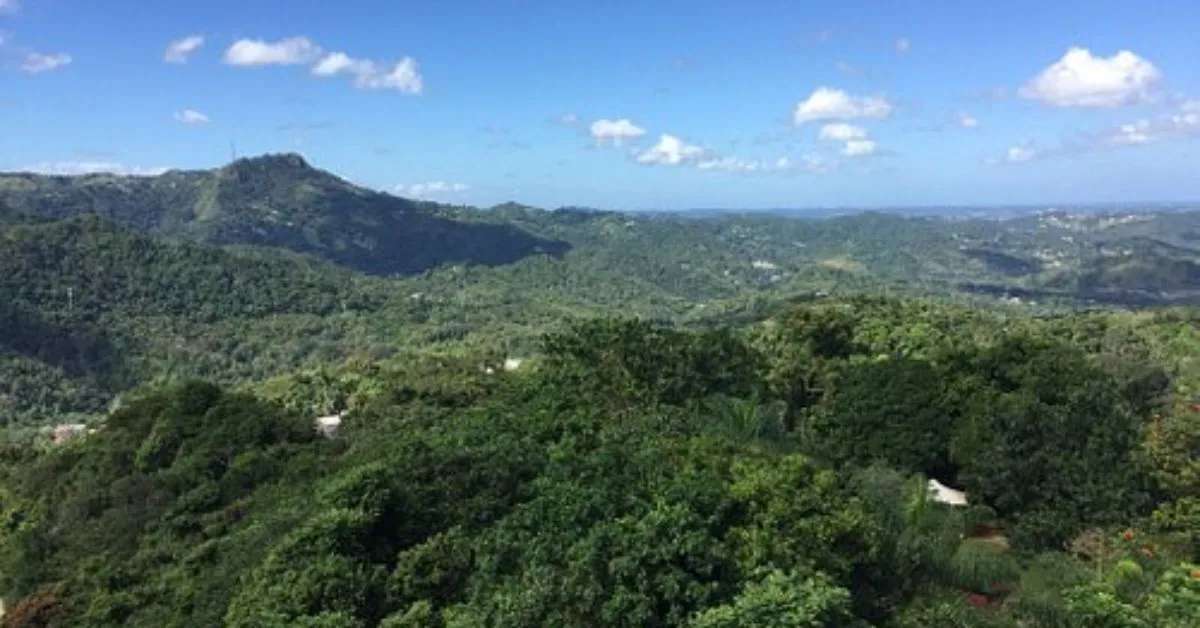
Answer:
xmin=2 ymin=299 xmax=1198 ymax=626
xmin=0 ymin=154 xmax=569 ymax=276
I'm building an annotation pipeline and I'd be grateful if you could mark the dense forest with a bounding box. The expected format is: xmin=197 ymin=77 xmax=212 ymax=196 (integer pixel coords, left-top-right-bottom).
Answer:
xmin=1 ymin=158 xmax=1199 ymax=625
xmin=2 ymin=299 xmax=1199 ymax=626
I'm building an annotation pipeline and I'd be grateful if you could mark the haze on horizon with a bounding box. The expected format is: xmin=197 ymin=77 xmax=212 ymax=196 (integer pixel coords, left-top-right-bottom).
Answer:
xmin=2 ymin=0 xmax=1199 ymax=210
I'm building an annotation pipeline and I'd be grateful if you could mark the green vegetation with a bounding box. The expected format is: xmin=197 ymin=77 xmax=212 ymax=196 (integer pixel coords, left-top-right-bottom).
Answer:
xmin=3 ymin=299 xmax=1199 ymax=626
xmin=0 ymin=154 xmax=568 ymax=276
xmin=2 ymin=157 xmax=1200 ymax=625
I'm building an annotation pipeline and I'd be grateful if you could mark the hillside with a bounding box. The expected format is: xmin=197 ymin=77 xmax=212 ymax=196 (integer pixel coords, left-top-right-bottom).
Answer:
xmin=4 ymin=163 xmax=1200 ymax=426
xmin=0 ymin=154 xmax=569 ymax=275
xmin=3 ymin=300 xmax=1198 ymax=626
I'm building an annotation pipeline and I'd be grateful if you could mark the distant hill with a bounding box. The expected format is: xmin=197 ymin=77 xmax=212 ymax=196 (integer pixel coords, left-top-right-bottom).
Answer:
xmin=0 ymin=153 xmax=569 ymax=275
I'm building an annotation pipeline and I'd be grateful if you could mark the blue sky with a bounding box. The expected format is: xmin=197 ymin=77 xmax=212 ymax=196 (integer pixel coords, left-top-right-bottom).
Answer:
xmin=2 ymin=0 xmax=1199 ymax=210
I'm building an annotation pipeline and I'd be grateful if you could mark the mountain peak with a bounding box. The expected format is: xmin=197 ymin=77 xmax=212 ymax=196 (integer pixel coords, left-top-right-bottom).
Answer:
xmin=223 ymin=152 xmax=315 ymax=175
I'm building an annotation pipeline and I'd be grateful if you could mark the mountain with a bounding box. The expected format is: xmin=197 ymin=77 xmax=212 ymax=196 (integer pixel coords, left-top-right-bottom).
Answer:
xmin=0 ymin=153 xmax=569 ymax=275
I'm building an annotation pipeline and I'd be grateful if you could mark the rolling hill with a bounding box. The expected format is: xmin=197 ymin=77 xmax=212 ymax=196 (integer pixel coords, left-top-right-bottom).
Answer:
xmin=0 ymin=153 xmax=569 ymax=275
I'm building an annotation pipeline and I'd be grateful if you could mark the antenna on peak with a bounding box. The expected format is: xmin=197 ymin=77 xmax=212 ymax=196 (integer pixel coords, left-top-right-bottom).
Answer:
xmin=230 ymin=140 xmax=238 ymax=163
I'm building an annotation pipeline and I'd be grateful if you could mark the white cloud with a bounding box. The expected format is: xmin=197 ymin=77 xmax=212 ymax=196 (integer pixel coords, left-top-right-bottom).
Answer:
xmin=311 ymin=52 xmax=423 ymax=93
xmin=817 ymin=123 xmax=877 ymax=156
xmin=0 ymin=0 xmax=19 ymax=13
xmin=21 ymin=161 xmax=169 ymax=176
xmin=1019 ymin=47 xmax=1161 ymax=107
xmin=558 ymin=112 xmax=579 ymax=125
xmin=174 ymin=109 xmax=210 ymax=125
xmin=394 ymin=181 xmax=469 ymax=199
xmin=359 ymin=58 xmax=422 ymax=93
xmin=312 ymin=52 xmax=371 ymax=76
xmin=1109 ymin=119 xmax=1153 ymax=145
xmin=636 ymin=134 xmax=705 ymax=165
xmin=1171 ymin=100 xmax=1200 ymax=129
xmin=589 ymin=118 xmax=646 ymax=144
xmin=1005 ymin=145 xmax=1038 ymax=163
xmin=958 ymin=113 xmax=979 ymax=128
xmin=224 ymin=37 xmax=321 ymax=66
xmin=818 ymin=122 xmax=867 ymax=141
xmin=793 ymin=87 xmax=892 ymax=124
xmin=696 ymin=157 xmax=761 ymax=173
xmin=164 ymin=35 xmax=204 ymax=63
xmin=695 ymin=155 xmax=804 ymax=173
xmin=1101 ymin=101 xmax=1200 ymax=146
xmin=842 ymin=139 xmax=877 ymax=157
xmin=21 ymin=51 xmax=71 ymax=74
xmin=895 ymin=38 xmax=911 ymax=54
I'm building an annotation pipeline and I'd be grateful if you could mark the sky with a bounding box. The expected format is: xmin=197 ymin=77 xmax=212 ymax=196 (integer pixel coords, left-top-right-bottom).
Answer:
xmin=2 ymin=0 xmax=1199 ymax=211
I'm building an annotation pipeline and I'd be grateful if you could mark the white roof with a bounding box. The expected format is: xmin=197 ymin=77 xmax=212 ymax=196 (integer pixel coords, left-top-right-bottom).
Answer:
xmin=928 ymin=479 xmax=968 ymax=506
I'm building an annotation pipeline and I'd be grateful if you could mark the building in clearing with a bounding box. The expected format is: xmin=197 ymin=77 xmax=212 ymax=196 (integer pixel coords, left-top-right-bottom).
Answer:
xmin=315 ymin=413 xmax=344 ymax=438
xmin=49 ymin=423 xmax=89 ymax=446
xmin=928 ymin=479 xmax=968 ymax=506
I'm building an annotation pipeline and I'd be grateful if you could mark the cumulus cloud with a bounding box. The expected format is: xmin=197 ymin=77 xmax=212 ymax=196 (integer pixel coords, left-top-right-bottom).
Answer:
xmin=958 ymin=112 xmax=979 ymax=128
xmin=589 ymin=118 xmax=646 ymax=144
xmin=174 ymin=109 xmax=210 ymax=125
xmin=818 ymin=122 xmax=868 ymax=141
xmin=20 ymin=161 xmax=169 ymax=176
xmin=223 ymin=37 xmax=424 ymax=94
xmin=164 ymin=35 xmax=204 ymax=63
xmin=1019 ymin=47 xmax=1161 ymax=107
xmin=394 ymin=181 xmax=468 ymax=198
xmin=313 ymin=53 xmax=422 ymax=93
xmin=21 ymin=51 xmax=71 ymax=74
xmin=895 ymin=38 xmax=911 ymax=54
xmin=224 ymin=37 xmax=321 ymax=66
xmin=842 ymin=140 xmax=877 ymax=157
xmin=636 ymin=134 xmax=705 ymax=165
xmin=793 ymin=87 xmax=892 ymax=124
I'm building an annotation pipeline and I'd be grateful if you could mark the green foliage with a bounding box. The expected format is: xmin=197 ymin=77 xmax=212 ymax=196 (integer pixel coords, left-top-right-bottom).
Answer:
xmin=950 ymin=336 xmax=1152 ymax=547
xmin=947 ymin=540 xmax=1019 ymax=595
xmin=690 ymin=570 xmax=857 ymax=628
xmin=2 ymin=296 xmax=1199 ymax=626
xmin=541 ymin=318 xmax=762 ymax=407
xmin=810 ymin=357 xmax=954 ymax=475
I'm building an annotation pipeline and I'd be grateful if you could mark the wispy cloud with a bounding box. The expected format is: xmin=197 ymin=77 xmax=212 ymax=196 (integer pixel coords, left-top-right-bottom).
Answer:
xmin=164 ymin=35 xmax=204 ymax=63
xmin=21 ymin=51 xmax=71 ymax=74
xmin=174 ymin=109 xmax=210 ymax=125
xmin=0 ymin=0 xmax=19 ymax=14
xmin=312 ymin=52 xmax=423 ymax=93
xmin=895 ymin=37 xmax=911 ymax=54
xmin=995 ymin=99 xmax=1200 ymax=165
xmin=393 ymin=181 xmax=469 ymax=199
xmin=18 ymin=161 xmax=169 ymax=176
xmin=817 ymin=123 xmax=878 ymax=157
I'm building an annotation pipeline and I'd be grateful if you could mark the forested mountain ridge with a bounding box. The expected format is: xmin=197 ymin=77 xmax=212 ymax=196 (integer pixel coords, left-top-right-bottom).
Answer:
xmin=0 ymin=154 xmax=569 ymax=275
xmin=2 ymin=157 xmax=1200 ymax=426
